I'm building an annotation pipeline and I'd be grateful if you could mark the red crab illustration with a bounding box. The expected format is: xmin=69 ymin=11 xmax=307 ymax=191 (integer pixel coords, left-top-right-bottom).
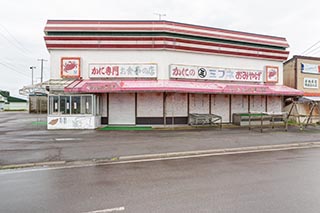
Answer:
xmin=268 ymin=70 xmax=277 ymax=79
xmin=63 ymin=61 xmax=78 ymax=72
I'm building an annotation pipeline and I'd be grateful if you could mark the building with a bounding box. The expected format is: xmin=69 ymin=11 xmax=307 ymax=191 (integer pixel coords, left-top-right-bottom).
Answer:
xmin=284 ymin=55 xmax=320 ymax=123
xmin=0 ymin=90 xmax=28 ymax=111
xmin=44 ymin=20 xmax=302 ymax=129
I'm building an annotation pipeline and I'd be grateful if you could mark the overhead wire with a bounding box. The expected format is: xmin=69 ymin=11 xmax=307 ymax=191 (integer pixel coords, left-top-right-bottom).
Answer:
xmin=0 ymin=61 xmax=31 ymax=79
xmin=300 ymin=40 xmax=320 ymax=55
xmin=0 ymin=24 xmax=36 ymax=59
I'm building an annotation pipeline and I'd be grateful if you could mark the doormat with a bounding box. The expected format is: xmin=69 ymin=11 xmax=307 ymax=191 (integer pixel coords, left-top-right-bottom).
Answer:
xmin=98 ymin=126 xmax=153 ymax=131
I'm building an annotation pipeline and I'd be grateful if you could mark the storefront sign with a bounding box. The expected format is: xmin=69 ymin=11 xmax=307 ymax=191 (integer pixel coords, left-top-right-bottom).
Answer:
xmin=265 ymin=66 xmax=279 ymax=83
xmin=304 ymin=78 xmax=318 ymax=89
xmin=61 ymin=57 xmax=81 ymax=78
xmin=89 ymin=64 xmax=157 ymax=78
xmin=169 ymin=64 xmax=263 ymax=82
xmin=301 ymin=63 xmax=320 ymax=74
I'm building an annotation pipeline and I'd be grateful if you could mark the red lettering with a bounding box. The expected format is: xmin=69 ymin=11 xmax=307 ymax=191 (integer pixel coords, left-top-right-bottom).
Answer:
xmin=112 ymin=66 xmax=119 ymax=76
xmin=172 ymin=67 xmax=196 ymax=77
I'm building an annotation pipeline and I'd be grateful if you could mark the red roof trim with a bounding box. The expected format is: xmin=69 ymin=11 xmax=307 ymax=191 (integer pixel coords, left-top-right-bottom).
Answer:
xmin=44 ymin=26 xmax=288 ymax=47
xmin=44 ymin=36 xmax=288 ymax=54
xmin=46 ymin=20 xmax=287 ymax=42
xmin=45 ymin=43 xmax=288 ymax=61
xmin=64 ymin=80 xmax=303 ymax=96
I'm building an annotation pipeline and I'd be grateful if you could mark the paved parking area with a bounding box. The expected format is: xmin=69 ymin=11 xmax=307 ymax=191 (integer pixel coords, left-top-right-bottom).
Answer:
xmin=1 ymin=111 xmax=320 ymax=165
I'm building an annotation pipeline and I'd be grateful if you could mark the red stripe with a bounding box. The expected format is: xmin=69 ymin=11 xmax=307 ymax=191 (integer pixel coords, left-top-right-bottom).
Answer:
xmin=45 ymin=43 xmax=288 ymax=61
xmin=44 ymin=26 xmax=288 ymax=47
xmin=44 ymin=36 xmax=288 ymax=54
xmin=46 ymin=20 xmax=286 ymax=42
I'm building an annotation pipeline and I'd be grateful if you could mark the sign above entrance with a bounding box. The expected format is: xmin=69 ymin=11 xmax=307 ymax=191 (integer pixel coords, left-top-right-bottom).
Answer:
xmin=169 ymin=64 xmax=263 ymax=83
xmin=89 ymin=63 xmax=157 ymax=78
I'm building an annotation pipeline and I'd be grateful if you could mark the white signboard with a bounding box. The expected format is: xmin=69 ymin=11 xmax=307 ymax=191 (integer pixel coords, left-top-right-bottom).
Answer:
xmin=301 ymin=63 xmax=320 ymax=74
xmin=304 ymin=78 xmax=318 ymax=89
xmin=47 ymin=116 xmax=99 ymax=129
xmin=169 ymin=64 xmax=263 ymax=82
xmin=89 ymin=64 xmax=157 ymax=78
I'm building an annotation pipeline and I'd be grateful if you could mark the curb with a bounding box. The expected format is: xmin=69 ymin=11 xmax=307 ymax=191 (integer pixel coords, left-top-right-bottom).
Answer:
xmin=0 ymin=161 xmax=66 ymax=170
xmin=116 ymin=142 xmax=320 ymax=162
xmin=1 ymin=142 xmax=320 ymax=170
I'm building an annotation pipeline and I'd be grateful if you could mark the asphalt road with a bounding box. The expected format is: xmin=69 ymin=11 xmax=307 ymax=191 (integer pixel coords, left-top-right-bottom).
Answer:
xmin=2 ymin=112 xmax=320 ymax=165
xmin=1 ymin=148 xmax=320 ymax=213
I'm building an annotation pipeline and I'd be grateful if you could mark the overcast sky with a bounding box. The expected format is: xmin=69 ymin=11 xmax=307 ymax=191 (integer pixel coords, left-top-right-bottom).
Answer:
xmin=1 ymin=0 xmax=320 ymax=98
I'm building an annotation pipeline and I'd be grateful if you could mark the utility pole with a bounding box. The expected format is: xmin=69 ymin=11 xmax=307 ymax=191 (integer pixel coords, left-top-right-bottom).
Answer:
xmin=38 ymin=59 xmax=47 ymax=83
xmin=29 ymin=66 xmax=36 ymax=85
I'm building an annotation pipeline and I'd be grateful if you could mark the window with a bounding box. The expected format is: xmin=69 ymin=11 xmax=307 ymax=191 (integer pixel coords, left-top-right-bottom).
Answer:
xmin=48 ymin=95 xmax=96 ymax=115
xmin=71 ymin=96 xmax=81 ymax=114
xmin=82 ymin=96 xmax=92 ymax=114
xmin=49 ymin=96 xmax=59 ymax=114
xmin=60 ymin=96 xmax=70 ymax=114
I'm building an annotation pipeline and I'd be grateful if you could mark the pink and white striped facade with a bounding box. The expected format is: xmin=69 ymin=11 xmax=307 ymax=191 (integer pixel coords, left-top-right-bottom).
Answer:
xmin=44 ymin=20 xmax=302 ymax=128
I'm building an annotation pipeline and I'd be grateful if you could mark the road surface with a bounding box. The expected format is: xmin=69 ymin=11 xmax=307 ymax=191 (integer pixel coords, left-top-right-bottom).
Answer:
xmin=1 ymin=148 xmax=320 ymax=213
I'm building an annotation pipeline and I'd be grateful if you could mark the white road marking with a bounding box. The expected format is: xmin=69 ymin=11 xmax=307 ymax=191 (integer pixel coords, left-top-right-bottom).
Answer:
xmin=84 ymin=206 xmax=125 ymax=213
xmin=55 ymin=138 xmax=81 ymax=141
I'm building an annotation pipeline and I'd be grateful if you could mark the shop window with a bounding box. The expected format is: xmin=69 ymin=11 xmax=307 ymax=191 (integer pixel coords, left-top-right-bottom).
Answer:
xmin=49 ymin=96 xmax=59 ymax=114
xmin=60 ymin=96 xmax=70 ymax=114
xmin=71 ymin=96 xmax=81 ymax=114
xmin=49 ymin=95 xmax=96 ymax=115
xmin=81 ymin=96 xmax=92 ymax=114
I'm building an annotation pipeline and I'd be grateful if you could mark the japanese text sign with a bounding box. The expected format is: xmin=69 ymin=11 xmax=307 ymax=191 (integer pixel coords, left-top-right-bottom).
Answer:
xmin=89 ymin=64 xmax=157 ymax=78
xmin=169 ymin=64 xmax=263 ymax=82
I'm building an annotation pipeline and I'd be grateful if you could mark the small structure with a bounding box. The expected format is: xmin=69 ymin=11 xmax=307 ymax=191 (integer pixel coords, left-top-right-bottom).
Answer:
xmin=188 ymin=113 xmax=222 ymax=128
xmin=285 ymin=97 xmax=320 ymax=129
xmin=0 ymin=90 xmax=28 ymax=111
xmin=233 ymin=112 xmax=288 ymax=132
xmin=283 ymin=55 xmax=320 ymax=124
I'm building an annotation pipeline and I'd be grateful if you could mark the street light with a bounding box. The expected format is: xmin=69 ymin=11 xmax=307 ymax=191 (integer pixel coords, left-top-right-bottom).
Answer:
xmin=30 ymin=66 xmax=36 ymax=85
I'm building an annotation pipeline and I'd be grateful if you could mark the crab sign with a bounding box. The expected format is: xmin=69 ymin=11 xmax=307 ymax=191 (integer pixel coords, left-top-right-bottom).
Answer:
xmin=63 ymin=61 xmax=78 ymax=73
xmin=268 ymin=70 xmax=277 ymax=79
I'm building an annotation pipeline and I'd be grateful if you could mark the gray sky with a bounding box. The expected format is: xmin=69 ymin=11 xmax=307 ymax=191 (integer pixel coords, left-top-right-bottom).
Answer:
xmin=1 ymin=0 xmax=319 ymax=98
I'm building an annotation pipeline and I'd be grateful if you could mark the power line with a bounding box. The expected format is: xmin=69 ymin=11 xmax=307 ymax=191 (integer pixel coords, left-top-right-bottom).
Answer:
xmin=301 ymin=40 xmax=320 ymax=55
xmin=0 ymin=61 xmax=30 ymax=79
xmin=0 ymin=24 xmax=32 ymax=54
xmin=0 ymin=25 xmax=35 ymax=59
xmin=304 ymin=45 xmax=320 ymax=56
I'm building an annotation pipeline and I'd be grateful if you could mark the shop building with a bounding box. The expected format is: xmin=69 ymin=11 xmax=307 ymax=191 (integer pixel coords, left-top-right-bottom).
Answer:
xmin=44 ymin=20 xmax=302 ymax=129
xmin=284 ymin=55 xmax=320 ymax=123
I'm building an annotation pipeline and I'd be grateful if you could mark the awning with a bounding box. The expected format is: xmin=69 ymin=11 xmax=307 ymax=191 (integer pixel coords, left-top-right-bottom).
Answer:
xmin=64 ymin=80 xmax=303 ymax=96
xmin=300 ymin=96 xmax=320 ymax=102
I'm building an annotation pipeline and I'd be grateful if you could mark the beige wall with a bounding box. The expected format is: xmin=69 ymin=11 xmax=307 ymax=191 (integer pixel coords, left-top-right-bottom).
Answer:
xmin=283 ymin=59 xmax=296 ymax=88
xmin=296 ymin=58 xmax=320 ymax=94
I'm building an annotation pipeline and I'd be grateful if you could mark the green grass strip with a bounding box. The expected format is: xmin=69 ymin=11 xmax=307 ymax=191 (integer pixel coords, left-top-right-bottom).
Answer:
xmin=31 ymin=121 xmax=47 ymax=125
xmin=99 ymin=126 xmax=153 ymax=131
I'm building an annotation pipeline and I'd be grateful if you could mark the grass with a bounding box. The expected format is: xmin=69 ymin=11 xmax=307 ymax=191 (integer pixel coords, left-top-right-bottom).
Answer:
xmin=99 ymin=126 xmax=153 ymax=131
xmin=31 ymin=121 xmax=47 ymax=126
